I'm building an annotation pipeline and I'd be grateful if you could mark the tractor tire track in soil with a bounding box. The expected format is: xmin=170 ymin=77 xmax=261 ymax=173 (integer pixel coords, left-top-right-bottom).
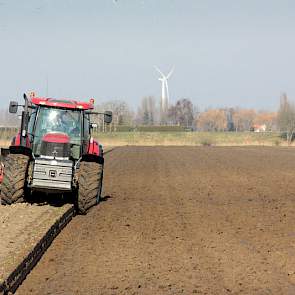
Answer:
xmin=16 ymin=147 xmax=295 ymax=294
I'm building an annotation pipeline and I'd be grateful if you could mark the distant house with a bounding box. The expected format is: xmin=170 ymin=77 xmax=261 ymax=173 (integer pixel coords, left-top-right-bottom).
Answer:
xmin=252 ymin=124 xmax=267 ymax=132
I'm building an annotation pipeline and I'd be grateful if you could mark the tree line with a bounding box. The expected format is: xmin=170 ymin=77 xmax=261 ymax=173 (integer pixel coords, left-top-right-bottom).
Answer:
xmin=93 ymin=96 xmax=278 ymax=132
xmin=0 ymin=94 xmax=294 ymax=136
xmin=0 ymin=109 xmax=19 ymax=127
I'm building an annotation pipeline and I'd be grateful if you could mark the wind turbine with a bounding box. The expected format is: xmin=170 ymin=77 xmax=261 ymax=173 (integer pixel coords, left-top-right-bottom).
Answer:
xmin=154 ymin=66 xmax=174 ymax=113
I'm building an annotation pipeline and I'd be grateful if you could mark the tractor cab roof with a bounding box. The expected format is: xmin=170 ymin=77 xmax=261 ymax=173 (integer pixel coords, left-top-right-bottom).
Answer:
xmin=31 ymin=97 xmax=94 ymax=110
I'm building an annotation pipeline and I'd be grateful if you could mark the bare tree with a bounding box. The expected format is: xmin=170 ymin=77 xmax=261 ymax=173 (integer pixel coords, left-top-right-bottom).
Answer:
xmin=137 ymin=96 xmax=157 ymax=125
xmin=0 ymin=108 xmax=19 ymax=127
xmin=196 ymin=109 xmax=227 ymax=131
xmin=277 ymin=93 xmax=295 ymax=144
xmin=232 ymin=108 xmax=256 ymax=131
xmin=169 ymin=98 xmax=194 ymax=128
xmin=167 ymin=105 xmax=177 ymax=125
xmin=95 ymin=100 xmax=133 ymax=131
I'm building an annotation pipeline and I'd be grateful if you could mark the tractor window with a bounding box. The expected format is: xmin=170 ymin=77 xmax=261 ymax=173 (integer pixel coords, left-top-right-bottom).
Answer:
xmin=28 ymin=110 xmax=37 ymax=142
xmin=32 ymin=107 xmax=82 ymax=158
xmin=82 ymin=113 xmax=90 ymax=155
xmin=84 ymin=114 xmax=90 ymax=138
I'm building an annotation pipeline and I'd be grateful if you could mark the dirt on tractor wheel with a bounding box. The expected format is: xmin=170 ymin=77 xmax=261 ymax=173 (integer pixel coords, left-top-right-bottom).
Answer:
xmin=15 ymin=146 xmax=295 ymax=294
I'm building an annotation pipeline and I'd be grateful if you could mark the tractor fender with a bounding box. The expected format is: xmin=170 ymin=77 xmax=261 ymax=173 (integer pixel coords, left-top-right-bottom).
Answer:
xmin=87 ymin=137 xmax=103 ymax=157
xmin=81 ymin=154 xmax=104 ymax=165
xmin=11 ymin=132 xmax=31 ymax=148
xmin=9 ymin=146 xmax=32 ymax=157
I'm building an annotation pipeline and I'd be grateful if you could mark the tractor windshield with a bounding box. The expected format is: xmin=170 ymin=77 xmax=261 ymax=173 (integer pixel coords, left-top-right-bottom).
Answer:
xmin=30 ymin=107 xmax=82 ymax=159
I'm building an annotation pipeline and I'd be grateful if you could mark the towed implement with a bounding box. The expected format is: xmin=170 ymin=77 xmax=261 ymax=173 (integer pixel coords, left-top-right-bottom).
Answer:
xmin=0 ymin=94 xmax=112 ymax=214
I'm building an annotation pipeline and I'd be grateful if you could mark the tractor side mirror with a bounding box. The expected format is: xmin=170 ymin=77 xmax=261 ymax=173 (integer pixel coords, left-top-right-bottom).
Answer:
xmin=9 ymin=101 xmax=18 ymax=113
xmin=104 ymin=111 xmax=112 ymax=124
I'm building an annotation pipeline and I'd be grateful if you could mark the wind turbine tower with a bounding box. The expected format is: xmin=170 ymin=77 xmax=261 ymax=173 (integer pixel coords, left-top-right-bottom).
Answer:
xmin=154 ymin=66 xmax=174 ymax=115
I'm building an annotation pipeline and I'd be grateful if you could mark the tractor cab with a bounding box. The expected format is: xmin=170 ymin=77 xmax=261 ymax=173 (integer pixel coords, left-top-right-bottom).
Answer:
xmin=10 ymin=97 xmax=112 ymax=160
xmin=28 ymin=103 xmax=85 ymax=160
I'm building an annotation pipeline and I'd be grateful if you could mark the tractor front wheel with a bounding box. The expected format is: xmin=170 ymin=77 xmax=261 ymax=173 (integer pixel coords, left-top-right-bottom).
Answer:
xmin=77 ymin=161 xmax=103 ymax=215
xmin=0 ymin=154 xmax=29 ymax=205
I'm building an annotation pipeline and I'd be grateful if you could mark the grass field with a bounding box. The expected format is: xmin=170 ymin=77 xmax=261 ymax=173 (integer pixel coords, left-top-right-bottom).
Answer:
xmin=93 ymin=131 xmax=287 ymax=147
xmin=0 ymin=130 xmax=290 ymax=148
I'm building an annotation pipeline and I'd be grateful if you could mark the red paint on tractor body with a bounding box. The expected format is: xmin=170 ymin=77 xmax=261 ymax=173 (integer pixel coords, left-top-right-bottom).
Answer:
xmin=42 ymin=133 xmax=70 ymax=144
xmin=11 ymin=132 xmax=31 ymax=148
xmin=87 ymin=139 xmax=101 ymax=156
xmin=31 ymin=97 xmax=94 ymax=110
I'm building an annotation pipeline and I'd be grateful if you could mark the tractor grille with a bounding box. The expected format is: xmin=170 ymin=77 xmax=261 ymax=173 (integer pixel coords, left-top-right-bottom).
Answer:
xmin=31 ymin=158 xmax=73 ymax=191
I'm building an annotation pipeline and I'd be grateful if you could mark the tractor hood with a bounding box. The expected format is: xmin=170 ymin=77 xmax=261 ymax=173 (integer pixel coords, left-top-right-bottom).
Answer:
xmin=42 ymin=132 xmax=70 ymax=144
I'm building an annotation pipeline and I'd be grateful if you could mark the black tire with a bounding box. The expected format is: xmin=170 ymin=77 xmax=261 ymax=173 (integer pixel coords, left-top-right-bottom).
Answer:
xmin=77 ymin=161 xmax=103 ymax=214
xmin=98 ymin=169 xmax=103 ymax=202
xmin=0 ymin=154 xmax=29 ymax=205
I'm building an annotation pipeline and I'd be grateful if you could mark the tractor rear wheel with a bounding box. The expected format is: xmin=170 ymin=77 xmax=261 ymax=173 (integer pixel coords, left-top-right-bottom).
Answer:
xmin=77 ymin=161 xmax=103 ymax=214
xmin=0 ymin=154 xmax=29 ymax=205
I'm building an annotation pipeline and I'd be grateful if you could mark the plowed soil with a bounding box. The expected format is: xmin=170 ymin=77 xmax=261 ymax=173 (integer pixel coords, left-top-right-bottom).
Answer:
xmin=16 ymin=147 xmax=295 ymax=294
xmin=0 ymin=204 xmax=72 ymax=286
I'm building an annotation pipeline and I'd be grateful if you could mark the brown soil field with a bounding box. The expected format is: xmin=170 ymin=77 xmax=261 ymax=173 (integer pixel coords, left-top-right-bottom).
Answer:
xmin=16 ymin=146 xmax=295 ymax=294
xmin=0 ymin=204 xmax=72 ymax=287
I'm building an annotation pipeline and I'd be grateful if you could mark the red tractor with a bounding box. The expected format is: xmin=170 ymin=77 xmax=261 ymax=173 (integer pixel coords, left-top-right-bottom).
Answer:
xmin=0 ymin=94 xmax=112 ymax=214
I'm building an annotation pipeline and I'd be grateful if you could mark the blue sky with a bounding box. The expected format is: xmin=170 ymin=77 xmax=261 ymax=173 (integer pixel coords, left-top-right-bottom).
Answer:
xmin=0 ymin=0 xmax=294 ymax=110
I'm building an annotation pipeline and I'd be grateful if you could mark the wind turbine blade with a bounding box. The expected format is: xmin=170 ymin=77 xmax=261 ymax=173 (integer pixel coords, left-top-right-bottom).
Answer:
xmin=166 ymin=66 xmax=174 ymax=79
xmin=154 ymin=65 xmax=165 ymax=77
